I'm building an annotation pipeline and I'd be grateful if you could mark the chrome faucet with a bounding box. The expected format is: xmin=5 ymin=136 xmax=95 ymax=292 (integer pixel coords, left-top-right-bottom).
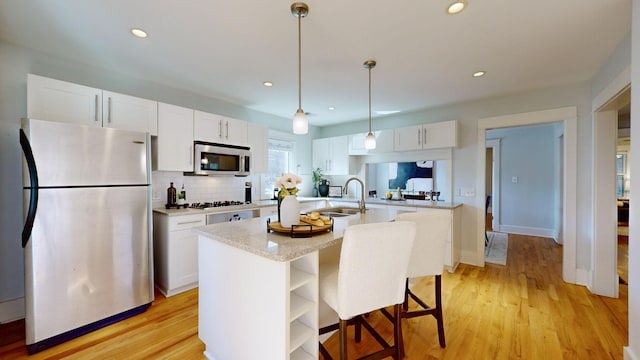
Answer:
xmin=344 ymin=177 xmax=366 ymax=213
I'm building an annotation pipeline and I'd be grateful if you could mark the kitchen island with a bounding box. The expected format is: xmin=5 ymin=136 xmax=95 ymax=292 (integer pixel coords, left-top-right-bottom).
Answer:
xmin=193 ymin=209 xmax=395 ymax=360
xmin=193 ymin=204 xmax=461 ymax=360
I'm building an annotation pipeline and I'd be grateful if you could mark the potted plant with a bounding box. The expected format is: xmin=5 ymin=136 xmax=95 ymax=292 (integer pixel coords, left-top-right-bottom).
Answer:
xmin=312 ymin=167 xmax=323 ymax=197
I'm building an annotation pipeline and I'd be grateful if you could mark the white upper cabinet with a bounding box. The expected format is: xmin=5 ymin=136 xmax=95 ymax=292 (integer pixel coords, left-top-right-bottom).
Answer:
xmin=313 ymin=135 xmax=349 ymax=175
xmin=247 ymin=122 xmax=268 ymax=173
xmin=102 ymin=91 xmax=158 ymax=135
xmin=28 ymin=74 xmax=102 ymax=127
xmin=349 ymin=129 xmax=395 ymax=155
xmin=28 ymin=74 xmax=158 ymax=134
xmin=194 ymin=111 xmax=248 ymax=146
xmin=394 ymin=120 xmax=457 ymax=151
xmin=154 ymin=103 xmax=194 ymax=172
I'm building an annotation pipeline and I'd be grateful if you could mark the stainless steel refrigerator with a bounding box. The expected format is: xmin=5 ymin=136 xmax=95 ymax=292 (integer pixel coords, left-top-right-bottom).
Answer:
xmin=20 ymin=118 xmax=154 ymax=354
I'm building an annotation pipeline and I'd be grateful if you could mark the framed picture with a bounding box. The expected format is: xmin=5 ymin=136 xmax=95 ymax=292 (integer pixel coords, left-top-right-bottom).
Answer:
xmin=328 ymin=186 xmax=343 ymax=198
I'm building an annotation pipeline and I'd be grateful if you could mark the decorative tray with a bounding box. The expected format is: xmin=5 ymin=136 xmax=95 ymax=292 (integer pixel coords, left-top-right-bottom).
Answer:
xmin=267 ymin=218 xmax=333 ymax=238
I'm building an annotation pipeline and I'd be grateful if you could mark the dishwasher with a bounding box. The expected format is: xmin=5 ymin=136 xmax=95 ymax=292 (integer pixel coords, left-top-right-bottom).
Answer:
xmin=206 ymin=209 xmax=260 ymax=225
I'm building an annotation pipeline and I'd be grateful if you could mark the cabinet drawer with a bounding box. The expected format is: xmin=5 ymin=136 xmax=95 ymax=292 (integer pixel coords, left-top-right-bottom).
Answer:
xmin=169 ymin=214 xmax=205 ymax=231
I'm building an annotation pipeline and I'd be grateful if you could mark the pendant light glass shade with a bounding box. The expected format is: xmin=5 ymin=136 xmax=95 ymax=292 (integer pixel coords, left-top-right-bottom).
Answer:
xmin=364 ymin=59 xmax=377 ymax=149
xmin=365 ymin=132 xmax=376 ymax=149
xmin=291 ymin=3 xmax=309 ymax=134
xmin=293 ymin=108 xmax=308 ymax=134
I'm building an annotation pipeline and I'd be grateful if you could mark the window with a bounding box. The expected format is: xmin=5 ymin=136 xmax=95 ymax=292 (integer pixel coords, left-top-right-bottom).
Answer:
xmin=617 ymin=152 xmax=627 ymax=198
xmin=261 ymin=139 xmax=295 ymax=199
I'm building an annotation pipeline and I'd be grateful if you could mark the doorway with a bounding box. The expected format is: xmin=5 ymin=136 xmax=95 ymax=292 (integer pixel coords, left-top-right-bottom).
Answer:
xmin=593 ymin=87 xmax=630 ymax=297
xmin=476 ymin=107 xmax=577 ymax=283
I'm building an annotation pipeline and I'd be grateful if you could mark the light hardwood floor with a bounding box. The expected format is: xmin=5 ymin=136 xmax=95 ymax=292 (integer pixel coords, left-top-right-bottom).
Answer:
xmin=0 ymin=234 xmax=628 ymax=359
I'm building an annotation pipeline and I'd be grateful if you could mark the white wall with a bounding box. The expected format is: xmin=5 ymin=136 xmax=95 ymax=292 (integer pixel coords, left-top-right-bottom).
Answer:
xmin=487 ymin=124 xmax=558 ymax=235
xmin=0 ymin=39 xmax=315 ymax=322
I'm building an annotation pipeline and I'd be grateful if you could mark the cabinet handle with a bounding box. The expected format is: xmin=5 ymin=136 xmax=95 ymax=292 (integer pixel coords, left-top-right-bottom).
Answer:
xmin=219 ymin=120 xmax=223 ymax=139
xmin=94 ymin=95 xmax=99 ymax=122
xmin=423 ymin=128 xmax=427 ymax=145
xmin=417 ymin=129 xmax=421 ymax=145
xmin=225 ymin=121 xmax=229 ymax=139
xmin=107 ymin=97 xmax=112 ymax=123
xmin=177 ymin=220 xmax=203 ymax=225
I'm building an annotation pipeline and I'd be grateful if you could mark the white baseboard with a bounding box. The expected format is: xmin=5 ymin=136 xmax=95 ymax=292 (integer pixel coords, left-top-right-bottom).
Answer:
xmin=625 ymin=346 xmax=639 ymax=360
xmin=498 ymin=225 xmax=556 ymax=239
xmin=0 ymin=297 xmax=25 ymax=323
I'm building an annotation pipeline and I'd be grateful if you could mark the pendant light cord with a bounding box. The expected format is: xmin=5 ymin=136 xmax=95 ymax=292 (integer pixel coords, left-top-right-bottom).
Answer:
xmin=298 ymin=13 xmax=302 ymax=110
xmin=368 ymin=65 xmax=372 ymax=132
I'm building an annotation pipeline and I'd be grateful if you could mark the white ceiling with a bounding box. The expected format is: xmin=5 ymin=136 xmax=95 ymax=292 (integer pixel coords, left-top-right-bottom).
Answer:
xmin=0 ymin=0 xmax=631 ymax=127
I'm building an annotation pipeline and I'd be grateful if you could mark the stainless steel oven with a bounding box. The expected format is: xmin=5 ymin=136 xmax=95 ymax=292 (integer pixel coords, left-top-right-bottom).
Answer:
xmin=193 ymin=141 xmax=250 ymax=177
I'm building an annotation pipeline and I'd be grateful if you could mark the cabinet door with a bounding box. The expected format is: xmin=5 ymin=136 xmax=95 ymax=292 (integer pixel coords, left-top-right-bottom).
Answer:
xmin=369 ymin=129 xmax=395 ymax=153
xmin=102 ymin=91 xmax=158 ymax=135
xmin=169 ymin=228 xmax=199 ymax=290
xmin=423 ymin=120 xmax=457 ymax=149
xmin=327 ymin=136 xmax=349 ymax=175
xmin=194 ymin=110 xmax=221 ymax=143
xmin=394 ymin=124 xmax=422 ymax=151
xmin=156 ymin=103 xmax=194 ymax=171
xmin=247 ymin=122 xmax=268 ymax=173
xmin=224 ymin=117 xmax=248 ymax=145
xmin=348 ymin=133 xmax=368 ymax=155
xmin=312 ymin=138 xmax=330 ymax=172
xmin=27 ymin=74 xmax=102 ymax=127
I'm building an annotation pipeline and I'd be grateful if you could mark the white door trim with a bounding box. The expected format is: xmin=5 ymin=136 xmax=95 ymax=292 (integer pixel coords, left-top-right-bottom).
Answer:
xmin=476 ymin=106 xmax=577 ymax=284
xmin=486 ymin=139 xmax=501 ymax=231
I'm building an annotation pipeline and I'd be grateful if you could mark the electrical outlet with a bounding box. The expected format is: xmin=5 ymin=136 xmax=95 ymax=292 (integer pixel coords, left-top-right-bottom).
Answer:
xmin=512 ymin=176 xmax=518 ymax=184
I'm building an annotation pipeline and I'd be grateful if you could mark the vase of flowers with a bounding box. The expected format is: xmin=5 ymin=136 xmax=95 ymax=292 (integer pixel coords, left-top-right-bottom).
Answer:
xmin=276 ymin=172 xmax=302 ymax=228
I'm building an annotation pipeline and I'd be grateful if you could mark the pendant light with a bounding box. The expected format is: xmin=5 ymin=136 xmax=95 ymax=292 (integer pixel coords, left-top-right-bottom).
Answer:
xmin=291 ymin=2 xmax=309 ymax=134
xmin=364 ymin=60 xmax=377 ymax=149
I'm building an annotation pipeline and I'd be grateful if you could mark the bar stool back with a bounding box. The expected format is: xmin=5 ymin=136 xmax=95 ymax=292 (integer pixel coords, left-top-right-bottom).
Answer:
xmin=319 ymin=221 xmax=416 ymax=360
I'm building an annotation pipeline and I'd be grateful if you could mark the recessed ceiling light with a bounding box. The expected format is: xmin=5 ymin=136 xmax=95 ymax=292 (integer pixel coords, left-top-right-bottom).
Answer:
xmin=447 ymin=1 xmax=466 ymax=14
xmin=263 ymin=81 xmax=273 ymax=87
xmin=328 ymin=106 xmax=335 ymax=111
xmin=473 ymin=70 xmax=486 ymax=77
xmin=130 ymin=28 xmax=148 ymax=38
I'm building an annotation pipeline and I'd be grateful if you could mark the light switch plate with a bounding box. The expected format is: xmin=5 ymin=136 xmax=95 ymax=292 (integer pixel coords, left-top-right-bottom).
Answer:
xmin=512 ymin=176 xmax=518 ymax=184
xmin=460 ymin=187 xmax=475 ymax=197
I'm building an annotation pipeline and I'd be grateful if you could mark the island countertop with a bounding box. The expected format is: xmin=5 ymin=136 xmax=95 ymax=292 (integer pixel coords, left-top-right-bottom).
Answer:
xmin=192 ymin=208 xmax=395 ymax=262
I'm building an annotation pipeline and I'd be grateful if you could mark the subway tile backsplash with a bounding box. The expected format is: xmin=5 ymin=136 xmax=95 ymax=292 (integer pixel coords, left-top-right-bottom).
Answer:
xmin=152 ymin=171 xmax=259 ymax=208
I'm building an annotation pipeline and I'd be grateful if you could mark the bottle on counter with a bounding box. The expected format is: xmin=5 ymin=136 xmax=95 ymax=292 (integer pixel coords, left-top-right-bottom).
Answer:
xmin=167 ymin=182 xmax=177 ymax=205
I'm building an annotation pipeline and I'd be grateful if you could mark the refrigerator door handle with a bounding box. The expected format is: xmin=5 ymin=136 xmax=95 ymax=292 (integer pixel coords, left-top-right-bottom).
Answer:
xmin=19 ymin=129 xmax=39 ymax=248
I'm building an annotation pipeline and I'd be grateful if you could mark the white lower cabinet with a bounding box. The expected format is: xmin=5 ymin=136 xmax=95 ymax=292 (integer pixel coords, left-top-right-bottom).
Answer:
xmin=153 ymin=212 xmax=205 ymax=296
xmin=198 ymin=238 xmax=318 ymax=359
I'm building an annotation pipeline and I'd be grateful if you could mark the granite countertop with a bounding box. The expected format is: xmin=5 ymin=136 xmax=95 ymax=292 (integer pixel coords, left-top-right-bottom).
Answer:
xmin=154 ymin=197 xmax=462 ymax=216
xmin=192 ymin=208 xmax=395 ymax=262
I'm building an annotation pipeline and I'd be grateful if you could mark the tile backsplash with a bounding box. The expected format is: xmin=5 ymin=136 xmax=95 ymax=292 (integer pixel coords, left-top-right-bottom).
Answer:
xmin=152 ymin=171 xmax=260 ymax=208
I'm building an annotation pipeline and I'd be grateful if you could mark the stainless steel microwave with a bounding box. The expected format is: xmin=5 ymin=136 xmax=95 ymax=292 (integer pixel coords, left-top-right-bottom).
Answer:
xmin=192 ymin=141 xmax=250 ymax=176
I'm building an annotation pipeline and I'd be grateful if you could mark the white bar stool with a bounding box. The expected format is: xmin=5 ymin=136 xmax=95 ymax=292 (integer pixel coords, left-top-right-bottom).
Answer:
xmin=393 ymin=211 xmax=452 ymax=353
xmin=318 ymin=221 xmax=416 ymax=360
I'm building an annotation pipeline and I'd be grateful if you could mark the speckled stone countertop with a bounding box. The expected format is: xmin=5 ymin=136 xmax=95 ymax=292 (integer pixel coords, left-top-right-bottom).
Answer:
xmin=192 ymin=208 xmax=395 ymax=262
xmin=154 ymin=197 xmax=461 ymax=216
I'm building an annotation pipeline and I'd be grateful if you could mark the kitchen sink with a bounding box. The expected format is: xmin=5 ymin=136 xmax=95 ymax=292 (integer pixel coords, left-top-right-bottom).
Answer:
xmin=312 ymin=206 xmax=362 ymax=218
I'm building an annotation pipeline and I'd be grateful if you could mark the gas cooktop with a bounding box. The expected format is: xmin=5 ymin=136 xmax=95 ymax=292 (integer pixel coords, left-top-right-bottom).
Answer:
xmin=189 ymin=201 xmax=247 ymax=210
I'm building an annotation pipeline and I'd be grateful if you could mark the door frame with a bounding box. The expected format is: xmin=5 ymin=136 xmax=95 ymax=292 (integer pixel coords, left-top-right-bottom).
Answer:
xmin=592 ymin=86 xmax=630 ymax=298
xmin=476 ymin=107 xmax=577 ymax=283
xmin=486 ymin=139 xmax=501 ymax=231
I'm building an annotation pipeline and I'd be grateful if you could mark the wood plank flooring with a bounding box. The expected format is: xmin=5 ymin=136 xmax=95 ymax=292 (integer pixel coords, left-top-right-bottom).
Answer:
xmin=0 ymin=234 xmax=628 ymax=359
